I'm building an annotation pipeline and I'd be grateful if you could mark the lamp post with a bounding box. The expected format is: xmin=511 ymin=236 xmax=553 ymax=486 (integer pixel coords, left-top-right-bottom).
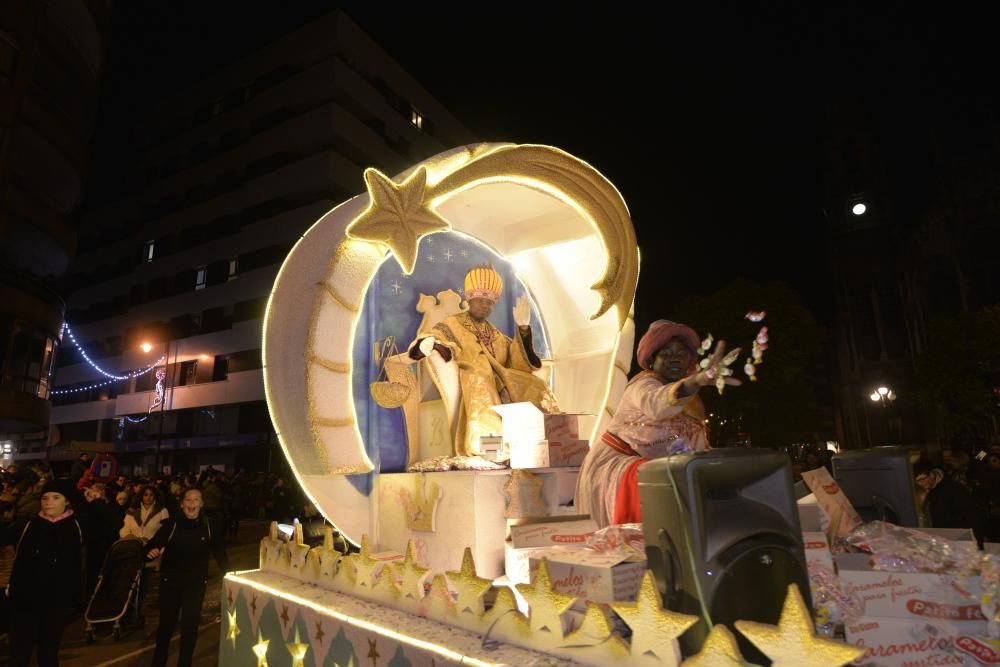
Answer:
xmin=869 ymin=385 xmax=897 ymax=443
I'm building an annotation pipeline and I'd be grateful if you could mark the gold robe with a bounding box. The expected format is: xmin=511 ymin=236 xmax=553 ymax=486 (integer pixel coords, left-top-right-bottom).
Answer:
xmin=431 ymin=312 xmax=558 ymax=456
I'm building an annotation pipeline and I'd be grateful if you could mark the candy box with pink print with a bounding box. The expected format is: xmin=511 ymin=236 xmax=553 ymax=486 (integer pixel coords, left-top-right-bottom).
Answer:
xmin=845 ymin=615 xmax=992 ymax=666
xmin=528 ymin=550 xmax=646 ymax=604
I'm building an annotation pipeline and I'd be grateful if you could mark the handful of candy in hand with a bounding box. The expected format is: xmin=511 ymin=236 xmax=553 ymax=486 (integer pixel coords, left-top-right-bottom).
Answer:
xmin=586 ymin=523 xmax=646 ymax=558
xmin=842 ymin=521 xmax=981 ymax=575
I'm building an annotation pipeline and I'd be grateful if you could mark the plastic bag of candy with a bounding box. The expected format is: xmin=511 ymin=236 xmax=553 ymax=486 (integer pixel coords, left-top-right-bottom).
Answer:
xmin=587 ymin=523 xmax=646 ymax=557
xmin=842 ymin=520 xmax=980 ymax=574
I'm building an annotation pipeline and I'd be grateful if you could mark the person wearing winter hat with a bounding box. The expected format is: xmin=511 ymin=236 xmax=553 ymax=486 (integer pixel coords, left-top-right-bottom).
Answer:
xmin=5 ymin=478 xmax=84 ymax=666
xmin=575 ymin=320 xmax=742 ymax=527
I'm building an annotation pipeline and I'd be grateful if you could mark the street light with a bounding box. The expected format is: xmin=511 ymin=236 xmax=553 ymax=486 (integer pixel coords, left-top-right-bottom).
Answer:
xmin=852 ymin=202 xmax=867 ymax=216
xmin=141 ymin=339 xmax=174 ymax=475
xmin=140 ymin=342 xmax=153 ymax=353
xmin=870 ymin=384 xmax=897 ymax=443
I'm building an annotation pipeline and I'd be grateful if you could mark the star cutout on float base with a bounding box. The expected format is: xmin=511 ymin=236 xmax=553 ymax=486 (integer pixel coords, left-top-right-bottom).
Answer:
xmin=446 ymin=547 xmax=493 ymax=617
xmin=397 ymin=540 xmax=429 ymax=602
xmin=515 ymin=558 xmax=577 ymax=637
xmin=735 ymin=583 xmax=866 ymax=667
xmin=252 ymin=630 xmax=269 ymax=667
xmin=354 ymin=534 xmax=382 ymax=590
xmin=226 ymin=609 xmax=240 ymax=649
xmin=367 ymin=637 xmax=381 ymax=667
xmin=562 ymin=602 xmax=631 ymax=660
xmin=680 ymin=624 xmax=745 ymax=667
xmin=279 ymin=605 xmax=290 ymax=630
xmin=285 ymin=628 xmax=309 ymax=667
xmin=609 ymin=570 xmax=700 ymax=664
xmin=314 ymin=620 xmax=326 ymax=645
xmin=345 ymin=166 xmax=451 ymax=274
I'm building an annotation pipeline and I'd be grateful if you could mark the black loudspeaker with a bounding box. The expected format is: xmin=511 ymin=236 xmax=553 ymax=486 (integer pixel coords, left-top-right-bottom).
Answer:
xmin=638 ymin=449 xmax=810 ymax=663
xmin=832 ymin=446 xmax=925 ymax=527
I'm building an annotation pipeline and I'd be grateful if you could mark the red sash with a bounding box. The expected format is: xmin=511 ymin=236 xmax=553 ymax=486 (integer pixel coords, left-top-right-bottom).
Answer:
xmin=602 ymin=431 xmax=648 ymax=524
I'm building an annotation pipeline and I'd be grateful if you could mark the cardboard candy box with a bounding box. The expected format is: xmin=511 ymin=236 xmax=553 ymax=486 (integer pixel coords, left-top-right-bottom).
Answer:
xmin=528 ymin=550 xmax=646 ymax=604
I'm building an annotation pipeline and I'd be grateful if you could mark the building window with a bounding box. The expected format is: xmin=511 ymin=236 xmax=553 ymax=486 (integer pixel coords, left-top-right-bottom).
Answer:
xmin=410 ymin=108 xmax=424 ymax=131
xmin=194 ymin=266 xmax=207 ymax=290
xmin=142 ymin=239 xmax=156 ymax=262
xmin=178 ymin=360 xmax=197 ymax=386
xmin=0 ymin=33 xmax=18 ymax=89
xmin=213 ymin=355 xmax=229 ymax=382
xmin=227 ymin=258 xmax=238 ymax=281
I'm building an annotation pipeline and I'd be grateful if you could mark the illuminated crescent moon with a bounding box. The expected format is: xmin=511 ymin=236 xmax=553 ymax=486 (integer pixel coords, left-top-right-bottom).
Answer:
xmin=264 ymin=143 xmax=639 ymax=544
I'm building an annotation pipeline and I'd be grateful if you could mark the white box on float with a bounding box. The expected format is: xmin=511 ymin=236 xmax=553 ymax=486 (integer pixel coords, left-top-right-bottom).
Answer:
xmin=490 ymin=403 xmax=588 ymax=468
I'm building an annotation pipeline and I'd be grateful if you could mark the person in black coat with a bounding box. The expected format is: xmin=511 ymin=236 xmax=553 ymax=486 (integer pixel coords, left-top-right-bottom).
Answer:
xmin=914 ymin=460 xmax=987 ymax=543
xmin=145 ymin=487 xmax=229 ymax=667
xmin=5 ymin=479 xmax=84 ymax=667
xmin=81 ymin=482 xmax=124 ymax=596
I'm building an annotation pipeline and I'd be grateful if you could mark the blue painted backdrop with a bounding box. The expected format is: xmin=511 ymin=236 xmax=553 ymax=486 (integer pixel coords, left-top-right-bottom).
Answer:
xmin=349 ymin=231 xmax=548 ymax=493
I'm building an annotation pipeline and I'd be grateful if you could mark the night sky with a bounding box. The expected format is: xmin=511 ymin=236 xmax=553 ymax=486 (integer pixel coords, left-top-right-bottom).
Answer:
xmin=86 ymin=3 xmax=996 ymax=325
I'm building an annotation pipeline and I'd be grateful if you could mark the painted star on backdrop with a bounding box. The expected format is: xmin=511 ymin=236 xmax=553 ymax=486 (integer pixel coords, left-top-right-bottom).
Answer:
xmin=250 ymin=593 xmax=258 ymax=616
xmin=345 ymin=166 xmax=450 ymax=274
xmin=680 ymin=624 xmax=745 ymax=667
xmin=367 ymin=637 xmax=381 ymax=667
xmin=279 ymin=605 xmax=290 ymax=629
xmin=735 ymin=584 xmax=866 ymax=667
xmin=609 ymin=571 xmax=700 ymax=663
xmin=445 ymin=547 xmax=493 ymax=617
xmin=314 ymin=620 xmax=326 ymax=645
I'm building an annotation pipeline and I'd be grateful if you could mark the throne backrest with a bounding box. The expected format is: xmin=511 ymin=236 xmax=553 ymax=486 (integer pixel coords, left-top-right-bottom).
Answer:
xmin=415 ymin=289 xmax=467 ymax=336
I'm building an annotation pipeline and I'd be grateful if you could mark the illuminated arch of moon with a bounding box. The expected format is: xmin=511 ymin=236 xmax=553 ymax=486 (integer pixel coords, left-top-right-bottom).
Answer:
xmin=264 ymin=143 xmax=639 ymax=543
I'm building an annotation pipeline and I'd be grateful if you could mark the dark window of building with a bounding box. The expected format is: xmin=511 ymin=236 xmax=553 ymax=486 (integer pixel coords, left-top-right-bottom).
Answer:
xmin=841 ymin=138 xmax=860 ymax=175
xmin=201 ymin=307 xmax=228 ymax=334
xmin=0 ymin=33 xmax=18 ymax=89
xmin=233 ymin=298 xmax=267 ymax=323
xmin=142 ymin=239 xmax=156 ymax=262
xmin=178 ymin=360 xmax=197 ymax=387
xmin=135 ymin=368 xmax=158 ymax=392
xmin=194 ymin=266 xmax=207 ymax=291
xmin=227 ymin=258 xmax=239 ymax=281
xmin=228 ymin=349 xmax=262 ymax=373
xmin=410 ymin=107 xmax=424 ymax=130
xmin=213 ymin=355 xmax=229 ymax=382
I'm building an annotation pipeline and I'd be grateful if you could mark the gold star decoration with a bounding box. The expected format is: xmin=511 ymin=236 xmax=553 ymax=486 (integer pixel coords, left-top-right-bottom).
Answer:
xmin=285 ymin=627 xmax=309 ymax=667
xmin=562 ymin=602 xmax=631 ymax=661
xmin=252 ymin=629 xmax=269 ymax=667
xmin=609 ymin=570 xmax=699 ymax=664
xmin=314 ymin=620 xmax=326 ymax=645
xmin=367 ymin=637 xmax=381 ymax=667
xmin=373 ymin=564 xmax=401 ymax=602
xmin=354 ymin=535 xmax=382 ymax=590
xmin=279 ymin=605 xmax=290 ymax=630
xmin=734 ymin=584 xmax=866 ymax=667
xmin=424 ymin=573 xmax=456 ymax=622
xmin=446 ymin=547 xmax=493 ymax=618
xmin=481 ymin=585 xmax=530 ymax=640
xmin=396 ymin=540 xmax=429 ymax=602
xmin=680 ymin=624 xmax=745 ymax=667
xmin=334 ymin=552 xmax=359 ymax=589
xmin=515 ymin=558 xmax=577 ymax=637
xmin=226 ymin=609 xmax=240 ymax=649
xmin=345 ymin=166 xmax=451 ymax=274
xmin=502 ymin=470 xmax=547 ymax=519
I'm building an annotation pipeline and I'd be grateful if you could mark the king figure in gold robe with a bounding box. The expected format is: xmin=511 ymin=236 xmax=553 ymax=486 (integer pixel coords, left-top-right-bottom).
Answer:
xmin=409 ymin=265 xmax=558 ymax=456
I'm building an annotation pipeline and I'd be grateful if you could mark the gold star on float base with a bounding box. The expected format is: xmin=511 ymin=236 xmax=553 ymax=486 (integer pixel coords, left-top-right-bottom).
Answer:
xmin=481 ymin=586 xmax=530 ymax=639
xmin=446 ymin=547 xmax=493 ymax=617
xmin=563 ymin=602 xmax=631 ymax=660
xmin=226 ymin=609 xmax=240 ymax=649
xmin=609 ymin=570 xmax=700 ymax=664
xmin=397 ymin=540 xmax=429 ymax=601
xmin=354 ymin=535 xmax=383 ymax=590
xmin=285 ymin=628 xmax=310 ymax=667
xmin=252 ymin=630 xmax=269 ymax=667
xmin=515 ymin=558 xmax=577 ymax=637
xmin=345 ymin=166 xmax=451 ymax=274
xmin=734 ymin=584 xmax=866 ymax=667
xmin=680 ymin=624 xmax=745 ymax=667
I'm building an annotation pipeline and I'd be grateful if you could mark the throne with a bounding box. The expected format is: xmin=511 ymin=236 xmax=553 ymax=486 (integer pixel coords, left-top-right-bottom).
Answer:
xmin=383 ymin=288 xmax=550 ymax=465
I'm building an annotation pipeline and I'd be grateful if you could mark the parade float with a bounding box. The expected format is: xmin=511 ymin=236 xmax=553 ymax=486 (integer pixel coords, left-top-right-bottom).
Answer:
xmin=218 ymin=143 xmax=999 ymax=667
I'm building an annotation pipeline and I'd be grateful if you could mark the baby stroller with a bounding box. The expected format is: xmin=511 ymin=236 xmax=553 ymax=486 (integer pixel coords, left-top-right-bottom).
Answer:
xmin=84 ymin=537 xmax=144 ymax=642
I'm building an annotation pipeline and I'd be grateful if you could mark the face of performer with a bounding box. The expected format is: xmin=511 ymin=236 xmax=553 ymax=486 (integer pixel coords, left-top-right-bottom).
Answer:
xmin=652 ymin=337 xmax=695 ymax=382
xmin=467 ymin=297 xmax=494 ymax=323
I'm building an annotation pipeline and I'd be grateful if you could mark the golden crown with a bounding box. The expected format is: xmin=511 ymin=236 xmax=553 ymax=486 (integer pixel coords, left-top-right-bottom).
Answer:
xmin=464 ymin=264 xmax=503 ymax=303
